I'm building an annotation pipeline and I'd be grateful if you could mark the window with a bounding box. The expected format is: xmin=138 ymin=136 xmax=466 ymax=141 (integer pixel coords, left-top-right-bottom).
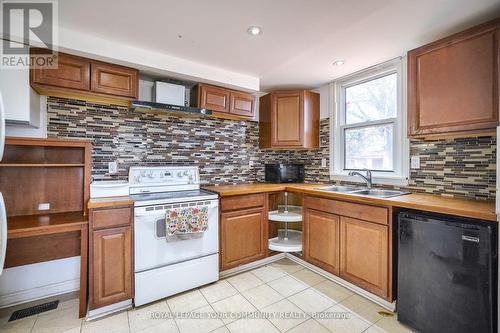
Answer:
xmin=331 ymin=58 xmax=408 ymax=185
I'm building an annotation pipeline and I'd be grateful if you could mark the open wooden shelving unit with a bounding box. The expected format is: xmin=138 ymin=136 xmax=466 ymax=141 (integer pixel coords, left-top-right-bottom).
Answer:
xmin=0 ymin=137 xmax=92 ymax=318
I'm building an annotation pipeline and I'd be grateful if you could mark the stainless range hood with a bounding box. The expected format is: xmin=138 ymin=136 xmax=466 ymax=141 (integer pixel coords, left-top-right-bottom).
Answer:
xmin=130 ymin=100 xmax=212 ymax=117
xmin=130 ymin=79 xmax=212 ymax=117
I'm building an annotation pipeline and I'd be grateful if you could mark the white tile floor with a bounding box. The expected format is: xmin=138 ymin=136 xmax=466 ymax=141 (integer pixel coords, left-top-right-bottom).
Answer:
xmin=0 ymin=258 xmax=416 ymax=333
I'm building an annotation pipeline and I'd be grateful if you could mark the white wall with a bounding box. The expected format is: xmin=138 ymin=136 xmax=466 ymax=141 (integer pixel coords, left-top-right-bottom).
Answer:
xmin=5 ymin=96 xmax=47 ymax=138
xmin=313 ymin=84 xmax=331 ymax=120
xmin=0 ymin=257 xmax=80 ymax=308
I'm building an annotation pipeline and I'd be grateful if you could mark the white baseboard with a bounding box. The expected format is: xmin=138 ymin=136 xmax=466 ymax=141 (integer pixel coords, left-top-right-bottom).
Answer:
xmin=0 ymin=278 xmax=79 ymax=309
xmin=219 ymin=253 xmax=286 ymax=278
xmin=285 ymin=254 xmax=396 ymax=311
xmin=87 ymin=299 xmax=132 ymax=321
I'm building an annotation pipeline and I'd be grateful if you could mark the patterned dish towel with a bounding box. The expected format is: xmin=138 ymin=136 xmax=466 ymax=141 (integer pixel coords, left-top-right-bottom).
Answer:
xmin=166 ymin=206 xmax=209 ymax=237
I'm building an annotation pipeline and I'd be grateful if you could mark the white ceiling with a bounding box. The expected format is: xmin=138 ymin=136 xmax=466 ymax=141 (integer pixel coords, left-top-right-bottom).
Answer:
xmin=59 ymin=0 xmax=500 ymax=91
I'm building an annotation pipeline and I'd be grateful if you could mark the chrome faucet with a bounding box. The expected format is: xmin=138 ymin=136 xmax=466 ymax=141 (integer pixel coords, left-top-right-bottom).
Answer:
xmin=348 ymin=169 xmax=373 ymax=189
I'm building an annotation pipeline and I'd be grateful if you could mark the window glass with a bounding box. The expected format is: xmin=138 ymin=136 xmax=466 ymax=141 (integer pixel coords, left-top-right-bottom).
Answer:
xmin=345 ymin=73 xmax=397 ymax=124
xmin=344 ymin=124 xmax=394 ymax=171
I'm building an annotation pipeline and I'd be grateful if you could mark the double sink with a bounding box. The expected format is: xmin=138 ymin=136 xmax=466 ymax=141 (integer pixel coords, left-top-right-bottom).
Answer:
xmin=315 ymin=185 xmax=409 ymax=198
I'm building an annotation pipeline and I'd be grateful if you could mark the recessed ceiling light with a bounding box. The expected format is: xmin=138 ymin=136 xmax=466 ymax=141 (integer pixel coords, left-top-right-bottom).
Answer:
xmin=333 ymin=60 xmax=345 ymax=66
xmin=247 ymin=26 xmax=263 ymax=36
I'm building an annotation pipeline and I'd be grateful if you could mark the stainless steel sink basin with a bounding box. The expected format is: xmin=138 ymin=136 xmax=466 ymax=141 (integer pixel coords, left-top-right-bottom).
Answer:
xmin=315 ymin=185 xmax=361 ymax=193
xmin=315 ymin=186 xmax=409 ymax=198
xmin=350 ymin=189 xmax=409 ymax=198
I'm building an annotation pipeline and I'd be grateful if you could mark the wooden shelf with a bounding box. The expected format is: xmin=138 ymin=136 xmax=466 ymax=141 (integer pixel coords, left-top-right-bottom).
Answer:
xmin=7 ymin=211 xmax=89 ymax=239
xmin=0 ymin=163 xmax=85 ymax=167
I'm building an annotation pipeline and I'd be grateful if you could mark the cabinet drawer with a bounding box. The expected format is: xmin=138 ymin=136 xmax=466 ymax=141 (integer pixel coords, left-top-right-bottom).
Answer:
xmin=221 ymin=194 xmax=265 ymax=212
xmin=92 ymin=207 xmax=131 ymax=229
xmin=304 ymin=196 xmax=388 ymax=224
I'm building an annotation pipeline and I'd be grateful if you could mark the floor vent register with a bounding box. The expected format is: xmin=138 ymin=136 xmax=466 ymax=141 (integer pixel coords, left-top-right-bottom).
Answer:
xmin=8 ymin=300 xmax=59 ymax=322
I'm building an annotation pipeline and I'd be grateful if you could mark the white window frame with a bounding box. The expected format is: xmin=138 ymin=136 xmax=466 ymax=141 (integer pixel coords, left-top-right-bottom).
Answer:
xmin=330 ymin=57 xmax=409 ymax=186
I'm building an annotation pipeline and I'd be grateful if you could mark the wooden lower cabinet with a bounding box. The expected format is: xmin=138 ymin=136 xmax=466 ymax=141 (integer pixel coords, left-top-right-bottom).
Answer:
xmin=303 ymin=209 xmax=340 ymax=275
xmin=220 ymin=207 xmax=267 ymax=270
xmin=92 ymin=227 xmax=132 ymax=308
xmin=89 ymin=205 xmax=134 ymax=310
xmin=339 ymin=217 xmax=389 ymax=299
xmin=302 ymin=195 xmax=392 ymax=301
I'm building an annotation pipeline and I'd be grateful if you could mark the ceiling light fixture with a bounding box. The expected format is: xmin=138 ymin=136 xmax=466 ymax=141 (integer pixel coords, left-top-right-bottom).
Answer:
xmin=247 ymin=26 xmax=263 ymax=36
xmin=333 ymin=60 xmax=345 ymax=66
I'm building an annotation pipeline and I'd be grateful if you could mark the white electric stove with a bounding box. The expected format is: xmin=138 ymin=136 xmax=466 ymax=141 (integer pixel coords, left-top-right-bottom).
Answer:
xmin=129 ymin=166 xmax=219 ymax=307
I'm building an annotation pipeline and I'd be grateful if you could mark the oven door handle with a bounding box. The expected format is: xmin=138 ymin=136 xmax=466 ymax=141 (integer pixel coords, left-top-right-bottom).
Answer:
xmin=134 ymin=204 xmax=217 ymax=217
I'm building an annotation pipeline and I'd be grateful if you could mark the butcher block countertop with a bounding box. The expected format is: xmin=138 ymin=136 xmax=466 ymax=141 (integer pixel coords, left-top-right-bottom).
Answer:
xmin=203 ymin=183 xmax=497 ymax=222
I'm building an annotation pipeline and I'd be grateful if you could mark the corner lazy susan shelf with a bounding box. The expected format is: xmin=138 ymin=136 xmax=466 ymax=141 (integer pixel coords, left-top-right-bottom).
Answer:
xmin=268 ymin=192 xmax=303 ymax=253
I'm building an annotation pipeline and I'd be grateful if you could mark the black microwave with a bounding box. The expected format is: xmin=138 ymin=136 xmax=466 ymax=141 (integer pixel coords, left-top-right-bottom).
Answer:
xmin=265 ymin=164 xmax=304 ymax=183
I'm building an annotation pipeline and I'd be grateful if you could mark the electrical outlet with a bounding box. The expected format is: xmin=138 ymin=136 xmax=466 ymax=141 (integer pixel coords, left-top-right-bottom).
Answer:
xmin=321 ymin=158 xmax=327 ymax=168
xmin=38 ymin=203 xmax=50 ymax=211
xmin=410 ymin=156 xmax=420 ymax=169
xmin=108 ymin=161 xmax=118 ymax=174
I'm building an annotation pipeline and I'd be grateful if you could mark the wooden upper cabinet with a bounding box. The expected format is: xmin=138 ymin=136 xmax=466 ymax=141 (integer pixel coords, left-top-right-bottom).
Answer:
xmin=303 ymin=209 xmax=340 ymax=275
xmin=230 ymin=91 xmax=255 ymax=117
xmin=339 ymin=217 xmax=389 ymax=299
xmin=91 ymin=226 xmax=132 ymax=308
xmin=30 ymin=49 xmax=139 ymax=101
xmin=193 ymin=84 xmax=255 ymax=119
xmin=259 ymin=90 xmax=319 ymax=149
xmin=90 ymin=62 xmax=138 ymax=99
xmin=31 ymin=52 xmax=90 ymax=91
xmin=274 ymin=92 xmax=303 ymax=146
xmin=408 ymin=18 xmax=500 ymax=138
xmin=197 ymin=84 xmax=231 ymax=113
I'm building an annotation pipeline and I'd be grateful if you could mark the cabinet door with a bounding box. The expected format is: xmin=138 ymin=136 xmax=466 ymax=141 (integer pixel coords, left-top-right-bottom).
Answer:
xmin=230 ymin=91 xmax=255 ymax=118
xmin=90 ymin=62 xmax=138 ymax=98
xmin=272 ymin=91 xmax=303 ymax=147
xmin=198 ymin=84 xmax=230 ymax=113
xmin=303 ymin=209 xmax=340 ymax=275
xmin=92 ymin=226 xmax=132 ymax=308
xmin=31 ymin=52 xmax=90 ymax=91
xmin=220 ymin=207 xmax=267 ymax=270
xmin=340 ymin=217 xmax=388 ymax=299
xmin=408 ymin=22 xmax=499 ymax=137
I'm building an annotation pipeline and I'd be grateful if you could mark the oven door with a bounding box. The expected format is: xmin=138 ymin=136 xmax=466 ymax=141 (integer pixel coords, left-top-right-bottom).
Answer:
xmin=134 ymin=198 xmax=219 ymax=272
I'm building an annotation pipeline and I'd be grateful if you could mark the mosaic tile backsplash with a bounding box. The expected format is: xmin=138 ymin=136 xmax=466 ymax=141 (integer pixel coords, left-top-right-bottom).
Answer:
xmin=47 ymin=97 xmax=495 ymax=200
xmin=46 ymin=97 xmax=329 ymax=185
xmin=408 ymin=137 xmax=496 ymax=199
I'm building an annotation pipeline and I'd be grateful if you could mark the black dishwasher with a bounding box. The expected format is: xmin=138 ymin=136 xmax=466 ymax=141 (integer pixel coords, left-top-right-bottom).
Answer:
xmin=398 ymin=211 xmax=497 ymax=333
